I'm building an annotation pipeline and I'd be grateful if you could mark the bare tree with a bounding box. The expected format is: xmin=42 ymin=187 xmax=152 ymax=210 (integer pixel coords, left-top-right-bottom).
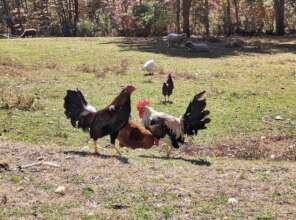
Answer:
xmin=233 ymin=0 xmax=241 ymax=33
xmin=182 ymin=0 xmax=192 ymax=37
xmin=73 ymin=0 xmax=79 ymax=35
xmin=204 ymin=0 xmax=210 ymax=36
xmin=274 ymin=0 xmax=285 ymax=35
xmin=175 ymin=0 xmax=180 ymax=33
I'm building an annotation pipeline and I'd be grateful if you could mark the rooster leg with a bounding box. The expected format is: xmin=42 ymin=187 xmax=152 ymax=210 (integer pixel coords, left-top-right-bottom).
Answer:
xmin=93 ymin=141 xmax=98 ymax=154
xmin=165 ymin=145 xmax=173 ymax=158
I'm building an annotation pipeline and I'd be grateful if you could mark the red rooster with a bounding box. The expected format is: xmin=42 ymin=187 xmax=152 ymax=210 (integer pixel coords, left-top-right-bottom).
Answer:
xmin=117 ymin=121 xmax=159 ymax=149
xmin=136 ymin=91 xmax=210 ymax=156
xmin=162 ymin=74 xmax=174 ymax=103
xmin=64 ymin=85 xmax=136 ymax=155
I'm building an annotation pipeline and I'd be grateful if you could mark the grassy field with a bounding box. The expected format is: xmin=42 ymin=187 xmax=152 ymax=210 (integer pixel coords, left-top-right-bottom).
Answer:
xmin=0 ymin=37 xmax=296 ymax=219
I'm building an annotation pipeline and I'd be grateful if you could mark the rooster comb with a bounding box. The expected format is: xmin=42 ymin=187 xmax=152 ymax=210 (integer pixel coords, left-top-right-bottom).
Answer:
xmin=136 ymin=99 xmax=150 ymax=110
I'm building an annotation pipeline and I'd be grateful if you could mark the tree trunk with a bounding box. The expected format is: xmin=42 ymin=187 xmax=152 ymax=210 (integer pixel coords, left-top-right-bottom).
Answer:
xmin=227 ymin=0 xmax=232 ymax=35
xmin=16 ymin=0 xmax=23 ymax=32
xmin=204 ymin=0 xmax=210 ymax=36
xmin=1 ymin=0 xmax=16 ymax=35
xmin=274 ymin=0 xmax=285 ymax=35
xmin=223 ymin=0 xmax=232 ymax=36
xmin=233 ymin=0 xmax=241 ymax=33
xmin=176 ymin=0 xmax=180 ymax=33
xmin=73 ymin=0 xmax=79 ymax=36
xmin=182 ymin=0 xmax=191 ymax=37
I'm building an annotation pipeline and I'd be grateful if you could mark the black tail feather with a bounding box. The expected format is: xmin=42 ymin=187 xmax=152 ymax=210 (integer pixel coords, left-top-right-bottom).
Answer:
xmin=64 ymin=89 xmax=93 ymax=129
xmin=182 ymin=91 xmax=211 ymax=136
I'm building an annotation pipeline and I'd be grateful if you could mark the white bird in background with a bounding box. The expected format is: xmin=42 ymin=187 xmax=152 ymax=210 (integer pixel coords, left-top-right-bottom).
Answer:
xmin=143 ymin=59 xmax=155 ymax=76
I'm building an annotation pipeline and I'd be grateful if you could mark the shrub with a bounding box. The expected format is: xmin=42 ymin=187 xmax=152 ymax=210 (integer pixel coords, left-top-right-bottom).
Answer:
xmin=47 ymin=21 xmax=62 ymax=36
xmin=131 ymin=3 xmax=154 ymax=36
xmin=77 ymin=20 xmax=95 ymax=37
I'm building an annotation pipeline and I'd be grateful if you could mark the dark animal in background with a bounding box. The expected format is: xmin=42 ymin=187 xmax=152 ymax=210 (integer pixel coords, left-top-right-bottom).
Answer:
xmin=162 ymin=74 xmax=174 ymax=103
xmin=20 ymin=28 xmax=37 ymax=38
xmin=185 ymin=41 xmax=210 ymax=52
xmin=137 ymin=91 xmax=210 ymax=157
xmin=64 ymin=85 xmax=136 ymax=155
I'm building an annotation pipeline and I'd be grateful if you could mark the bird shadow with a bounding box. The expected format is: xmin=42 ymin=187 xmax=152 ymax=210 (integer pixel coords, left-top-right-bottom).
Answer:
xmin=64 ymin=150 xmax=129 ymax=164
xmin=139 ymin=155 xmax=211 ymax=166
xmin=144 ymin=73 xmax=154 ymax=76
xmin=161 ymin=100 xmax=173 ymax=105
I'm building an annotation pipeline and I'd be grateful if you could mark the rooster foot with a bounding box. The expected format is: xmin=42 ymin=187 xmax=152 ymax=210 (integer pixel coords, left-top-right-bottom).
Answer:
xmin=165 ymin=146 xmax=173 ymax=158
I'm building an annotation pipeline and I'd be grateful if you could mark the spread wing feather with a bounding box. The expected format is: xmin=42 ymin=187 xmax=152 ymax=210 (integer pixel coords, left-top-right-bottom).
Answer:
xmin=181 ymin=91 xmax=211 ymax=136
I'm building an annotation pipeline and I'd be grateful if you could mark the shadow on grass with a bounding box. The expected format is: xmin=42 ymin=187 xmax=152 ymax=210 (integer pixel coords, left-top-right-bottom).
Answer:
xmin=64 ymin=150 xmax=129 ymax=164
xmin=99 ymin=37 xmax=296 ymax=58
xmin=139 ymin=155 xmax=211 ymax=166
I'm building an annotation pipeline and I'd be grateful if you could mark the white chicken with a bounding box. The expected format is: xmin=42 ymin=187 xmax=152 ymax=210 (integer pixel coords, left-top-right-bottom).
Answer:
xmin=143 ymin=59 xmax=156 ymax=75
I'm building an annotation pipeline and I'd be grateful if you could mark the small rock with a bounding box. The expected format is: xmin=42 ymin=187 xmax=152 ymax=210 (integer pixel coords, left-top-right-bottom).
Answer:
xmin=55 ymin=186 xmax=66 ymax=195
xmin=228 ymin=197 xmax=238 ymax=205
xmin=275 ymin=115 xmax=283 ymax=120
xmin=17 ymin=187 xmax=24 ymax=192
xmin=81 ymin=146 xmax=89 ymax=151
xmin=1 ymin=195 xmax=7 ymax=205
xmin=270 ymin=154 xmax=276 ymax=159
xmin=260 ymin=136 xmax=266 ymax=140
xmin=0 ymin=161 xmax=9 ymax=171
xmin=288 ymin=145 xmax=295 ymax=149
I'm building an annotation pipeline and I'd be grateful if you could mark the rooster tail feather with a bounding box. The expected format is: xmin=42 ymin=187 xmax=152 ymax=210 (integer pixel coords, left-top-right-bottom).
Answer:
xmin=181 ymin=91 xmax=210 ymax=136
xmin=64 ymin=89 xmax=96 ymax=130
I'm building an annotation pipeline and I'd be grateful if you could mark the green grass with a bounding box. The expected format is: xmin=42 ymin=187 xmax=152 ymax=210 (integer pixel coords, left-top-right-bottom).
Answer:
xmin=9 ymin=175 xmax=22 ymax=184
xmin=0 ymin=37 xmax=295 ymax=147
xmin=82 ymin=187 xmax=95 ymax=198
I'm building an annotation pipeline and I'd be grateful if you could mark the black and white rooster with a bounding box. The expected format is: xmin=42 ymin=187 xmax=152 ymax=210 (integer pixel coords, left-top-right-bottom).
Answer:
xmin=136 ymin=91 xmax=210 ymax=156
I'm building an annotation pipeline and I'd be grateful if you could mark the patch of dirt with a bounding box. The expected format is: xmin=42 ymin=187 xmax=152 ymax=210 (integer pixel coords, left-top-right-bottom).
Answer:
xmin=188 ymin=135 xmax=296 ymax=160
xmin=1 ymin=140 xmax=296 ymax=219
xmin=0 ymin=65 xmax=28 ymax=77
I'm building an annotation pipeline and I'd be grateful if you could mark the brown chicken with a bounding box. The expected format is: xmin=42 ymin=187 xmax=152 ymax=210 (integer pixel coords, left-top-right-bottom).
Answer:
xmin=162 ymin=74 xmax=174 ymax=103
xmin=117 ymin=121 xmax=159 ymax=149
xmin=64 ymin=85 xmax=136 ymax=154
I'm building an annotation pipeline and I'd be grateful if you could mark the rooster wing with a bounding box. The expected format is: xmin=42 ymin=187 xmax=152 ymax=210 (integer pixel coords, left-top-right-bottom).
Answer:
xmin=147 ymin=115 xmax=184 ymax=149
xmin=181 ymin=91 xmax=211 ymax=136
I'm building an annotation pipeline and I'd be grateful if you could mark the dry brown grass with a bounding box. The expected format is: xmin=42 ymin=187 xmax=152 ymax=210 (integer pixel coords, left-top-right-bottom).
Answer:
xmin=188 ymin=135 xmax=296 ymax=161
xmin=0 ymin=89 xmax=43 ymax=111
xmin=0 ymin=65 xmax=27 ymax=77
xmin=76 ymin=59 xmax=129 ymax=79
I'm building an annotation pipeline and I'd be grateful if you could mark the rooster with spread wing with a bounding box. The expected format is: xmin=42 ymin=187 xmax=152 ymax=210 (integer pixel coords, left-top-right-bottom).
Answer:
xmin=136 ymin=91 xmax=210 ymax=156
xmin=64 ymin=85 xmax=136 ymax=155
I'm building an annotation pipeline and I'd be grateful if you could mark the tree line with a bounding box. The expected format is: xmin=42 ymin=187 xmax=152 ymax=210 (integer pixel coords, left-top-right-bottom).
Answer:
xmin=0 ymin=0 xmax=295 ymax=37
